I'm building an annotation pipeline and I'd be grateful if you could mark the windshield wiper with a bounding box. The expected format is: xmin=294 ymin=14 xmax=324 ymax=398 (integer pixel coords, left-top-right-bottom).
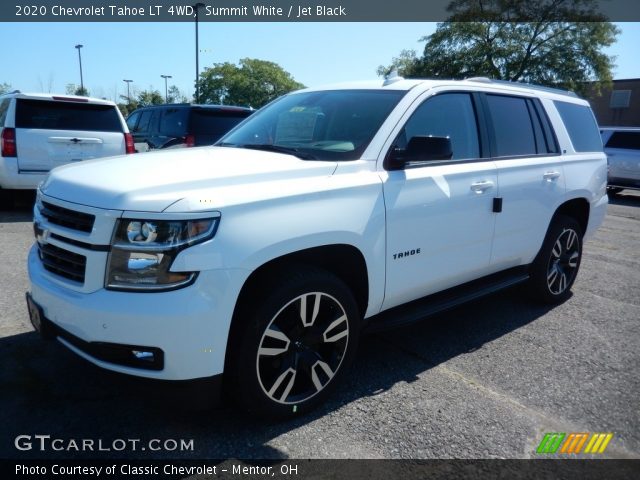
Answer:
xmin=237 ymin=144 xmax=317 ymax=160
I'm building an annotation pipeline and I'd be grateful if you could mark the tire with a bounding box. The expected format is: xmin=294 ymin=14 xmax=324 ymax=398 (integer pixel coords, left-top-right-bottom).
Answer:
xmin=229 ymin=267 xmax=360 ymax=417
xmin=528 ymin=214 xmax=583 ymax=304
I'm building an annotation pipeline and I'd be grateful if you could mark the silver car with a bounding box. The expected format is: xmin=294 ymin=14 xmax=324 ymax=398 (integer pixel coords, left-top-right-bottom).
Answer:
xmin=600 ymin=127 xmax=640 ymax=194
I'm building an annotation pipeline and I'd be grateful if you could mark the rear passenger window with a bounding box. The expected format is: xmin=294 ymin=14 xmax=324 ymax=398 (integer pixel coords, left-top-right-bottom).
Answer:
xmin=605 ymin=131 xmax=640 ymax=150
xmin=15 ymin=99 xmax=122 ymax=132
xmin=554 ymin=101 xmax=602 ymax=152
xmin=486 ymin=95 xmax=537 ymax=157
xmin=0 ymin=99 xmax=10 ymax=125
xmin=398 ymin=93 xmax=480 ymax=160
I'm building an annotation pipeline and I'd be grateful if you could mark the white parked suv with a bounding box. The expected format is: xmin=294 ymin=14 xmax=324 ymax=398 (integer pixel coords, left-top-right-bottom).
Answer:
xmin=0 ymin=92 xmax=134 ymax=194
xmin=600 ymin=126 xmax=640 ymax=194
xmin=26 ymin=78 xmax=607 ymax=417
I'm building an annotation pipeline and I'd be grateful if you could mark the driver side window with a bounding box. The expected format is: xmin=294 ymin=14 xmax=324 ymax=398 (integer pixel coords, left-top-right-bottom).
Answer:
xmin=396 ymin=93 xmax=480 ymax=160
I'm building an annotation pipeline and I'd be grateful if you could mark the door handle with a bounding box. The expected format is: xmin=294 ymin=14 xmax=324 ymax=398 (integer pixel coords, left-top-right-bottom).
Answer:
xmin=543 ymin=171 xmax=561 ymax=181
xmin=470 ymin=180 xmax=494 ymax=194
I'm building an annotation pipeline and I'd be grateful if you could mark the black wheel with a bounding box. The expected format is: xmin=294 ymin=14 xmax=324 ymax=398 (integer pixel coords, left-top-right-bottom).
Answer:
xmin=230 ymin=267 xmax=360 ymax=417
xmin=528 ymin=215 xmax=583 ymax=304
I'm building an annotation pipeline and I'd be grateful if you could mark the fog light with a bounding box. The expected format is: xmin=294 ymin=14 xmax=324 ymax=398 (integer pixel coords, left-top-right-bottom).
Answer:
xmin=132 ymin=350 xmax=155 ymax=362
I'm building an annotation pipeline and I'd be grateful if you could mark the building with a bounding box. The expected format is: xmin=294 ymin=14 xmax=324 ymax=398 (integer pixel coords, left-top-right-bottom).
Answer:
xmin=585 ymin=78 xmax=640 ymax=127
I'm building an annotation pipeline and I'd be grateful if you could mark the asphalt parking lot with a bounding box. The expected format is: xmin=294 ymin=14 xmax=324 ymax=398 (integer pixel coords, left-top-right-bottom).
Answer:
xmin=1 ymin=191 xmax=639 ymax=460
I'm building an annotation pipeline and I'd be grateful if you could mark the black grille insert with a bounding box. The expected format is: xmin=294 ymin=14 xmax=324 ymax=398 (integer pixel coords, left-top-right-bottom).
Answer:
xmin=38 ymin=243 xmax=86 ymax=283
xmin=40 ymin=202 xmax=95 ymax=233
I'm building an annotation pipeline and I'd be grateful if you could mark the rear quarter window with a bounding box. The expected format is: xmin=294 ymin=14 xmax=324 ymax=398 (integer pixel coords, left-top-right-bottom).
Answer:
xmin=15 ymin=99 xmax=123 ymax=132
xmin=0 ymin=98 xmax=10 ymax=125
xmin=189 ymin=109 xmax=251 ymax=137
xmin=553 ymin=101 xmax=602 ymax=152
xmin=605 ymin=131 xmax=640 ymax=150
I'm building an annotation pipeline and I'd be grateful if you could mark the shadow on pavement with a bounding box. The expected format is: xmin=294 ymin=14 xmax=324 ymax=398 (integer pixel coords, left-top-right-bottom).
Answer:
xmin=2 ymin=287 xmax=554 ymax=459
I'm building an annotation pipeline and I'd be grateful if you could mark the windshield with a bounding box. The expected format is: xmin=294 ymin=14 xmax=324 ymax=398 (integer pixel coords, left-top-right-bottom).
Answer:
xmin=217 ymin=89 xmax=406 ymax=161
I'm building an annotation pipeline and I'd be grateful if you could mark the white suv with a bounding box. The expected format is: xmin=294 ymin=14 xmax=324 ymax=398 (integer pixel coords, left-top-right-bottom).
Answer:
xmin=0 ymin=92 xmax=134 ymax=194
xmin=600 ymin=126 xmax=640 ymax=194
xmin=26 ymin=78 xmax=607 ymax=417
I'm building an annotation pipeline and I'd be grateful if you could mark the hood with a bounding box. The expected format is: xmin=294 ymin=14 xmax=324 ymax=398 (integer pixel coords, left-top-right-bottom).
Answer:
xmin=41 ymin=147 xmax=338 ymax=212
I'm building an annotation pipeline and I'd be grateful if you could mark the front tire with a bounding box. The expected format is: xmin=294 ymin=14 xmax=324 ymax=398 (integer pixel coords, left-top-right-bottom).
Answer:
xmin=230 ymin=267 xmax=360 ymax=417
xmin=528 ymin=215 xmax=583 ymax=304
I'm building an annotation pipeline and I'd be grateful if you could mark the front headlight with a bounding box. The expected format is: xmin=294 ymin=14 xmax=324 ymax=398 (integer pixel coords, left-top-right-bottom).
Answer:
xmin=106 ymin=217 xmax=219 ymax=291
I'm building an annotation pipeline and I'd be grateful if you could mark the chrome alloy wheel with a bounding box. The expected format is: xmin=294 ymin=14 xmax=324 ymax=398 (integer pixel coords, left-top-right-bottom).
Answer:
xmin=546 ymin=227 xmax=580 ymax=295
xmin=256 ymin=292 xmax=350 ymax=405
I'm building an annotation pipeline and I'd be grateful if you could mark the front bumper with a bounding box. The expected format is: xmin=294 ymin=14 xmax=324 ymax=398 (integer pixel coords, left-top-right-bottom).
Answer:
xmin=28 ymin=244 xmax=248 ymax=380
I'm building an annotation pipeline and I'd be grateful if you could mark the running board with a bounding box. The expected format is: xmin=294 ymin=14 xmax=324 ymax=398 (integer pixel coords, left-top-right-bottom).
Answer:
xmin=364 ymin=267 xmax=530 ymax=333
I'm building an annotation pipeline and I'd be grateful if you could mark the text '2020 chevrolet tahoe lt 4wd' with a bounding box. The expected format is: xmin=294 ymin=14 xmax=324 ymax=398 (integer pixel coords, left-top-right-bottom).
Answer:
xmin=27 ymin=78 xmax=607 ymax=417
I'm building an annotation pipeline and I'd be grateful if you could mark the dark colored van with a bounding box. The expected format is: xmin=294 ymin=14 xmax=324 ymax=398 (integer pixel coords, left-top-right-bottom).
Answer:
xmin=126 ymin=104 xmax=253 ymax=151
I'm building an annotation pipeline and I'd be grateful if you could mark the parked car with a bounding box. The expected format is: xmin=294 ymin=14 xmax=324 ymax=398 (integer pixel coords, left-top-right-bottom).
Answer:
xmin=126 ymin=104 xmax=253 ymax=151
xmin=27 ymin=77 xmax=607 ymax=417
xmin=0 ymin=92 xmax=133 ymax=193
xmin=600 ymin=126 xmax=640 ymax=194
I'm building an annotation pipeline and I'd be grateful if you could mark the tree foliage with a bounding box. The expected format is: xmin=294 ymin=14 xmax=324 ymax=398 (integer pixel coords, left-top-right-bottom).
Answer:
xmin=136 ymin=89 xmax=164 ymax=107
xmin=378 ymin=0 xmax=619 ymax=96
xmin=167 ymin=85 xmax=188 ymax=104
xmin=0 ymin=82 xmax=12 ymax=95
xmin=65 ymin=84 xmax=89 ymax=96
xmin=198 ymin=58 xmax=304 ymax=108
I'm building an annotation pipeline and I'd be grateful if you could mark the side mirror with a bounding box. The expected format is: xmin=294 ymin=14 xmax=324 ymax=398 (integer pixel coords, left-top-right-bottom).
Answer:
xmin=386 ymin=135 xmax=453 ymax=170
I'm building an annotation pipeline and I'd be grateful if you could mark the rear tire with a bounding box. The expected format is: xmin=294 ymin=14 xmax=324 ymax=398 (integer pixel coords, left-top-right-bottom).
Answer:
xmin=528 ymin=215 xmax=583 ymax=304
xmin=229 ymin=267 xmax=360 ymax=418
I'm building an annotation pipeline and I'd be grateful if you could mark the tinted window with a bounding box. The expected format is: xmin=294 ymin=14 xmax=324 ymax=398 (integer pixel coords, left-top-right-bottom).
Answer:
xmin=554 ymin=101 xmax=602 ymax=152
xmin=159 ymin=108 xmax=189 ymax=137
xmin=190 ymin=109 xmax=250 ymax=138
xmin=15 ymin=99 xmax=122 ymax=132
xmin=220 ymin=90 xmax=406 ymax=161
xmin=0 ymin=98 xmax=10 ymax=125
xmin=136 ymin=110 xmax=154 ymax=133
xmin=605 ymin=131 xmax=640 ymax=150
xmin=126 ymin=111 xmax=141 ymax=131
xmin=486 ymin=95 xmax=536 ymax=157
xmin=397 ymin=93 xmax=480 ymax=160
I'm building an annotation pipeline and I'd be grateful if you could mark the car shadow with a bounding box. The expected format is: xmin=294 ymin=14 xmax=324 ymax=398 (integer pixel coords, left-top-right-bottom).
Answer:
xmin=608 ymin=191 xmax=640 ymax=207
xmin=0 ymin=191 xmax=35 ymax=223
xmin=1 ymin=287 xmax=555 ymax=460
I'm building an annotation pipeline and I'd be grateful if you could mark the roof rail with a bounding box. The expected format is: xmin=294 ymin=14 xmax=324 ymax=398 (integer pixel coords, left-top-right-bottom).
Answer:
xmin=465 ymin=77 xmax=578 ymax=98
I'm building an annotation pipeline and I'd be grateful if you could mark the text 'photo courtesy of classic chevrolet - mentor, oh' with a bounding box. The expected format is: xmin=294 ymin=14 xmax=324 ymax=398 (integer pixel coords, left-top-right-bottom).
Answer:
xmin=26 ymin=77 xmax=607 ymax=417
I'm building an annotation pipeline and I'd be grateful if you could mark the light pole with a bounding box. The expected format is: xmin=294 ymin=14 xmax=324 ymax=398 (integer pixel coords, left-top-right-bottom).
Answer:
xmin=123 ymin=79 xmax=133 ymax=104
xmin=160 ymin=75 xmax=172 ymax=103
xmin=74 ymin=44 xmax=84 ymax=94
xmin=194 ymin=3 xmax=205 ymax=103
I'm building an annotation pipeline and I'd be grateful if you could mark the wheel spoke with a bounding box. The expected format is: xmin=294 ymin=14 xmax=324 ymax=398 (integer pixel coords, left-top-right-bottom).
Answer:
xmin=558 ymin=272 xmax=567 ymax=293
xmin=565 ymin=229 xmax=577 ymax=250
xmin=310 ymin=360 xmax=334 ymax=391
xmin=258 ymin=326 xmax=291 ymax=357
xmin=323 ymin=314 xmax=349 ymax=343
xmin=300 ymin=293 xmax=322 ymax=327
xmin=268 ymin=367 xmax=297 ymax=402
xmin=551 ymin=240 xmax=562 ymax=259
xmin=547 ymin=266 xmax=558 ymax=286
xmin=568 ymin=251 xmax=579 ymax=268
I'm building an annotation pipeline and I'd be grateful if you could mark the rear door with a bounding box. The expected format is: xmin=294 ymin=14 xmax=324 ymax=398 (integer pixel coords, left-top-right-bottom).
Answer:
xmin=486 ymin=94 xmax=566 ymax=268
xmin=14 ymin=98 xmax=125 ymax=172
xmin=189 ymin=108 xmax=252 ymax=145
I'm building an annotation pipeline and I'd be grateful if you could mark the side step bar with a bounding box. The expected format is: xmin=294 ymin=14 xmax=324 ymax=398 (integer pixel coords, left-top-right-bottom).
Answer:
xmin=364 ymin=267 xmax=530 ymax=333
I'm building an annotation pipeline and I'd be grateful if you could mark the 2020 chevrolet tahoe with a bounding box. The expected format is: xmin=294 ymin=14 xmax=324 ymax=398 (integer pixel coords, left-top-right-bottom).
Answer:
xmin=27 ymin=78 xmax=607 ymax=417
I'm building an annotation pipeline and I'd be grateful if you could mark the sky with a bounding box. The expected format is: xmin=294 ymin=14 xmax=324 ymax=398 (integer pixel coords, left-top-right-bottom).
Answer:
xmin=1 ymin=22 xmax=639 ymax=102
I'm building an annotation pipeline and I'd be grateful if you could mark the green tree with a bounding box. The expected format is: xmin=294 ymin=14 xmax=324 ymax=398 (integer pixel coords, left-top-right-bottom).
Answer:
xmin=198 ymin=58 xmax=304 ymax=108
xmin=378 ymin=0 xmax=619 ymax=96
xmin=65 ymin=83 xmax=90 ymax=96
xmin=0 ymin=82 xmax=12 ymax=95
xmin=137 ymin=89 xmax=163 ymax=107
xmin=167 ymin=85 xmax=188 ymax=104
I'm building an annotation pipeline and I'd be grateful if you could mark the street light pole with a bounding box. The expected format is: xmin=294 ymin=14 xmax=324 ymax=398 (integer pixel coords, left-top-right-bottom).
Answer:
xmin=74 ymin=44 xmax=84 ymax=94
xmin=194 ymin=3 xmax=205 ymax=103
xmin=123 ymin=79 xmax=133 ymax=104
xmin=161 ymin=75 xmax=172 ymax=103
